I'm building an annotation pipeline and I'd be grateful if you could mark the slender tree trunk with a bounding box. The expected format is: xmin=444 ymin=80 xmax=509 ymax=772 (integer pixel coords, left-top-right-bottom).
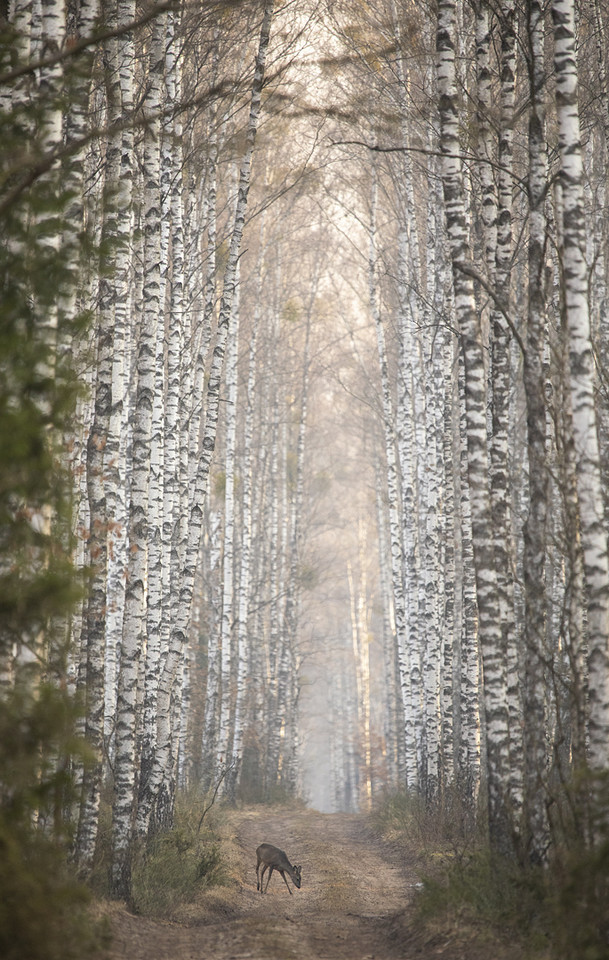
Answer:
xmin=436 ymin=0 xmax=511 ymax=854
xmin=521 ymin=0 xmax=551 ymax=863
xmin=110 ymin=9 xmax=165 ymax=898
xmin=142 ymin=0 xmax=275 ymax=819
xmin=369 ymin=168 xmax=416 ymax=789
xmin=216 ymin=273 xmax=240 ymax=775
xmin=104 ymin=0 xmax=136 ymax=750
xmin=229 ymin=269 xmax=262 ymax=800
xmin=552 ymin=0 xmax=609 ymax=773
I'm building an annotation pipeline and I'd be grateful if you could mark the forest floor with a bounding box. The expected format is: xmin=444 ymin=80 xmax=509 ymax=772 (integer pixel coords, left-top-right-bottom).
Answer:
xmin=98 ymin=806 xmax=527 ymax=960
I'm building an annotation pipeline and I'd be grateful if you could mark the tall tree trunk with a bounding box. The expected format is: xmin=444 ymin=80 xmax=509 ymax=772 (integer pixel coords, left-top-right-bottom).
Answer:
xmin=142 ymin=0 xmax=275 ymax=822
xmin=436 ymin=0 xmax=511 ymax=854
xmin=521 ymin=0 xmax=551 ymax=863
xmin=216 ymin=272 xmax=240 ymax=776
xmin=369 ymin=167 xmax=416 ymax=789
xmin=110 ymin=8 xmax=166 ymax=898
xmin=552 ymin=0 xmax=609 ymax=774
xmin=104 ymin=0 xmax=136 ymax=751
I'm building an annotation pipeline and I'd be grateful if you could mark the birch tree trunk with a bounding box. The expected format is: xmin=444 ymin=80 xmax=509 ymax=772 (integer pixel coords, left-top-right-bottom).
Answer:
xmin=521 ymin=0 xmax=551 ymax=863
xmin=489 ymin=0 xmax=519 ymax=815
xmin=228 ymin=266 xmax=262 ymax=800
xmin=552 ymin=0 xmax=609 ymax=774
xmin=369 ymin=168 xmax=416 ymax=789
xmin=137 ymin=8 xmax=186 ymax=837
xmin=436 ymin=0 xmax=511 ymax=854
xmin=375 ymin=462 xmax=400 ymax=787
xmin=216 ymin=273 xmax=240 ymax=775
xmin=104 ymin=0 xmax=136 ymax=748
xmin=141 ymin=0 xmax=275 ymax=821
xmin=111 ymin=8 xmax=166 ymax=898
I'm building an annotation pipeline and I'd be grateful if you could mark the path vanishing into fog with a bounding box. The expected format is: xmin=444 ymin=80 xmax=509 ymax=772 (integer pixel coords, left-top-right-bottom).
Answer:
xmin=102 ymin=807 xmax=518 ymax=960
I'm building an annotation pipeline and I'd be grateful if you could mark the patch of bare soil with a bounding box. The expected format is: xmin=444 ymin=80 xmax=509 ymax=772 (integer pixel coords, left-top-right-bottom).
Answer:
xmin=101 ymin=807 xmax=525 ymax=960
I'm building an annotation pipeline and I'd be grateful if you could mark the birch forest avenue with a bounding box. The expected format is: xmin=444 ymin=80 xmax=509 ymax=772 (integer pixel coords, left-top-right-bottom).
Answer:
xmin=2 ymin=0 xmax=609 ymax=957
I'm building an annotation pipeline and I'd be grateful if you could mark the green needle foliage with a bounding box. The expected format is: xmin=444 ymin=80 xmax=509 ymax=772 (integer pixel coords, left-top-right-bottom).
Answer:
xmin=0 ymin=21 xmax=103 ymax=960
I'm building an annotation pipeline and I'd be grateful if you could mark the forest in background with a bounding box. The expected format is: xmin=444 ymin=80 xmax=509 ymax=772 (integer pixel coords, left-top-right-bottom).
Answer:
xmin=1 ymin=0 xmax=609 ymax=956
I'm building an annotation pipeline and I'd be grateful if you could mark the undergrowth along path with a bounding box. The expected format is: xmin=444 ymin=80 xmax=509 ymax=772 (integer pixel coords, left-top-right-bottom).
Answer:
xmin=101 ymin=806 xmax=521 ymax=960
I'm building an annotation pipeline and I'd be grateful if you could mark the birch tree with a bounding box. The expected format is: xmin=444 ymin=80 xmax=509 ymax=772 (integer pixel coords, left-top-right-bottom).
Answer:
xmin=436 ymin=0 xmax=511 ymax=853
xmin=521 ymin=0 xmax=551 ymax=864
xmin=110 ymin=9 xmax=166 ymax=898
xmin=139 ymin=0 xmax=275 ymax=832
xmin=552 ymin=0 xmax=609 ymax=777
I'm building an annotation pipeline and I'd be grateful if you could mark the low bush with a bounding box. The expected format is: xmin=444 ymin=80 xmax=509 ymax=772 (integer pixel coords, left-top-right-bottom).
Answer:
xmin=373 ymin=786 xmax=609 ymax=958
xmin=546 ymin=837 xmax=609 ymax=959
xmin=129 ymin=792 xmax=229 ymax=917
xmin=416 ymin=847 xmax=548 ymax=951
xmin=371 ymin=786 xmax=476 ymax=850
xmin=0 ymin=680 xmax=106 ymax=960
xmin=0 ymin=815 xmax=106 ymax=960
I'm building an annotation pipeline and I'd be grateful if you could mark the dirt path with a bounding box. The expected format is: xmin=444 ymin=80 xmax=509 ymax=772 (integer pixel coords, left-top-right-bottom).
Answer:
xmin=101 ymin=807 xmax=518 ymax=960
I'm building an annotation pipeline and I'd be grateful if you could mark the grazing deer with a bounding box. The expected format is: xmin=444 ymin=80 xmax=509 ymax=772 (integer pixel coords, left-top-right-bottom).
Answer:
xmin=256 ymin=842 xmax=302 ymax=894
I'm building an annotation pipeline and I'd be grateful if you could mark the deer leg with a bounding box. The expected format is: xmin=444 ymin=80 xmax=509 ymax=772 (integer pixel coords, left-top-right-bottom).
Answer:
xmin=260 ymin=863 xmax=268 ymax=892
xmin=279 ymin=869 xmax=293 ymax=894
xmin=256 ymin=858 xmax=261 ymax=891
xmin=264 ymin=866 xmax=274 ymax=892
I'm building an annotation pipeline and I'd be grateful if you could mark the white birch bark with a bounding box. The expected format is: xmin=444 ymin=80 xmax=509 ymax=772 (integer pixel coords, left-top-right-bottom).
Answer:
xmin=75 ymin=209 xmax=114 ymax=872
xmin=142 ymin=0 xmax=275 ymax=817
xmin=552 ymin=0 xmax=609 ymax=772
xmin=104 ymin=0 xmax=136 ymax=745
xmin=395 ymin=217 xmax=422 ymax=788
xmin=440 ymin=324 xmax=457 ymax=790
xmin=265 ymin=314 xmax=282 ymax=787
xmin=110 ymin=8 xmax=165 ymax=897
xmin=216 ymin=273 xmax=240 ymax=774
xmin=375 ymin=462 xmax=400 ymax=787
xmin=369 ymin=169 xmax=416 ymax=789
xmin=137 ymin=9 xmax=186 ymax=836
xmin=437 ymin=0 xmax=511 ymax=852
xmin=33 ymin=0 xmax=64 ymax=417
xmin=149 ymin=16 xmax=187 ymax=825
xmin=74 ymin=12 xmax=120 ymax=874
xmin=201 ymin=508 xmax=223 ymax=791
xmin=474 ymin=0 xmax=497 ymax=282
xmin=229 ymin=273 xmax=262 ymax=798
xmin=189 ymin=29 xmax=221 ymax=463
xmin=521 ymin=0 xmax=551 ymax=862
xmin=456 ymin=348 xmax=481 ymax=799
xmin=489 ymin=0 xmax=519 ymax=811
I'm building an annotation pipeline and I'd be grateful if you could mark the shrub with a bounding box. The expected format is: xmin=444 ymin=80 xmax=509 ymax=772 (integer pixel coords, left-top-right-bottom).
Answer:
xmin=371 ymin=786 xmax=476 ymax=849
xmin=417 ymin=847 xmax=547 ymax=946
xmin=0 ymin=681 xmax=104 ymax=960
xmin=0 ymin=816 xmax=104 ymax=960
xmin=130 ymin=793 xmax=228 ymax=917
xmin=547 ymin=835 xmax=609 ymax=959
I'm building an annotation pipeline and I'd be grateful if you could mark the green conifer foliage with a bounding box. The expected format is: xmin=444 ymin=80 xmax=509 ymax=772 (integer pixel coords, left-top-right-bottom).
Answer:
xmin=0 ymin=20 xmax=102 ymax=960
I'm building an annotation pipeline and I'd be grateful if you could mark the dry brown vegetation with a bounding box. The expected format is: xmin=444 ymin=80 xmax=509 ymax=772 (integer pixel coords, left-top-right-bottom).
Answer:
xmin=98 ymin=805 xmax=527 ymax=960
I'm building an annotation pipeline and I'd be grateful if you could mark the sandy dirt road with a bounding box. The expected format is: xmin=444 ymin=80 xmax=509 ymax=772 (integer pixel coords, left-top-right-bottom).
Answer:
xmin=102 ymin=807 xmax=519 ymax=960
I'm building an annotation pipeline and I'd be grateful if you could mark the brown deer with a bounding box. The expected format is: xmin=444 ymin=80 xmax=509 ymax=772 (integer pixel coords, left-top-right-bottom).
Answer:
xmin=256 ymin=842 xmax=302 ymax=894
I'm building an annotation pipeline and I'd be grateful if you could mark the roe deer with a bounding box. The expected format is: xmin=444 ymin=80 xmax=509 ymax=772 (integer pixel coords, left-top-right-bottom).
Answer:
xmin=256 ymin=842 xmax=302 ymax=894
